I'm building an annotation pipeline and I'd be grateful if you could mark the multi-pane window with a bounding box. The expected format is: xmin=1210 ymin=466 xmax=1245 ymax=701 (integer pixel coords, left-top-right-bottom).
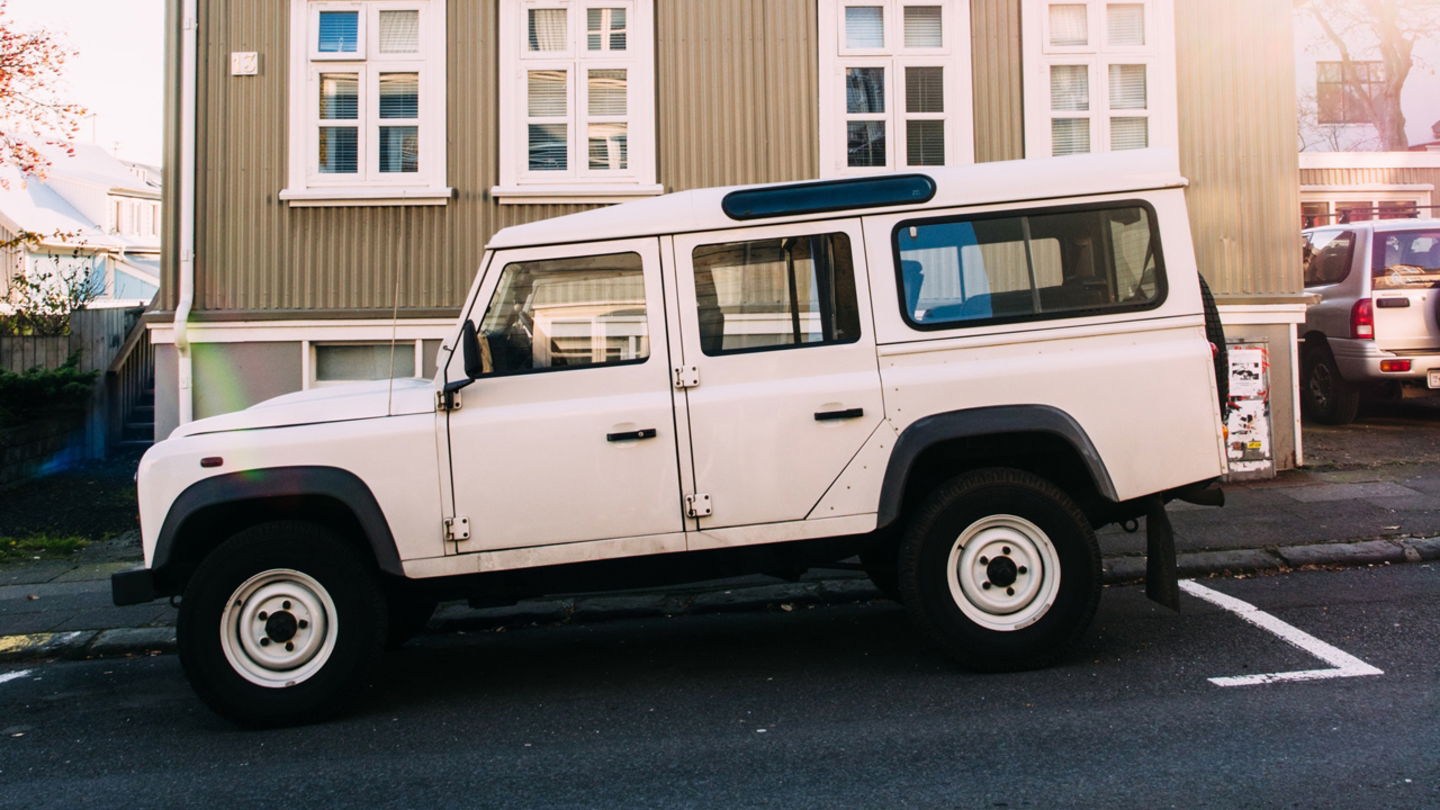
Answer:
xmin=290 ymin=1 xmax=445 ymax=194
xmin=496 ymin=0 xmax=657 ymax=196
xmin=895 ymin=203 xmax=1163 ymax=328
xmin=1023 ymin=1 xmax=1173 ymax=158
xmin=691 ymin=234 xmax=860 ymax=355
xmin=478 ymin=252 xmax=649 ymax=375
xmin=1316 ymin=61 xmax=1382 ymax=125
xmin=819 ymin=1 xmax=974 ymax=176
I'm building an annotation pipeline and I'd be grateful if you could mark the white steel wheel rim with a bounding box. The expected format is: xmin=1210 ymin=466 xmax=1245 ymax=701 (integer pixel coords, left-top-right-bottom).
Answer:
xmin=945 ymin=514 xmax=1061 ymax=632
xmin=219 ymin=568 xmax=337 ymax=689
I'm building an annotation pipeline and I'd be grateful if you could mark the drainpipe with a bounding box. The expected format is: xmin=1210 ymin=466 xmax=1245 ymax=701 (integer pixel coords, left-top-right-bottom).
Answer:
xmin=173 ymin=0 xmax=197 ymax=424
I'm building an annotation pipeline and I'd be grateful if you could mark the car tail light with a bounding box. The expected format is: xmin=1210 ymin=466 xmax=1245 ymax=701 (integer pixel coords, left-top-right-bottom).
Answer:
xmin=1350 ymin=298 xmax=1374 ymax=339
xmin=1380 ymin=359 xmax=1412 ymax=372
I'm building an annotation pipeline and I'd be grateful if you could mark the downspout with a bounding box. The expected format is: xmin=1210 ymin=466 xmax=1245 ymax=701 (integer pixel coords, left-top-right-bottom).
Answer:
xmin=173 ymin=0 xmax=198 ymax=423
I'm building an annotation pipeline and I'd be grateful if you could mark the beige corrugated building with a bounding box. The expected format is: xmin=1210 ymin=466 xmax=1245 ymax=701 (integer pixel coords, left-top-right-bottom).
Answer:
xmin=155 ymin=0 xmax=1306 ymax=466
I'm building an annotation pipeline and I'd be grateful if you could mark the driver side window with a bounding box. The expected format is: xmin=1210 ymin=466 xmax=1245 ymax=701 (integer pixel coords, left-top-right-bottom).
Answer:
xmin=477 ymin=251 xmax=649 ymax=375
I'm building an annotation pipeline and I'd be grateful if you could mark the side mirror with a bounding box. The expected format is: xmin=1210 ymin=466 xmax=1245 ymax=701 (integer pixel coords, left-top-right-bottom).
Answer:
xmin=461 ymin=320 xmax=485 ymax=379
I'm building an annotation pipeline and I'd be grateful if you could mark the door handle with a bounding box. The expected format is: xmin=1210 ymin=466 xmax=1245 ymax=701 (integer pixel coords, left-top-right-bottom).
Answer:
xmin=607 ymin=428 xmax=658 ymax=442
xmin=814 ymin=407 xmax=864 ymax=421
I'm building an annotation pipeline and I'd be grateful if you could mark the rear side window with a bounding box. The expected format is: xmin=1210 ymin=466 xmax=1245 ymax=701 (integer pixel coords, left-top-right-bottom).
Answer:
xmin=1372 ymin=229 xmax=1440 ymax=290
xmin=1303 ymin=230 xmax=1356 ymax=286
xmin=894 ymin=203 xmax=1163 ymax=328
xmin=692 ymin=233 xmax=860 ymax=355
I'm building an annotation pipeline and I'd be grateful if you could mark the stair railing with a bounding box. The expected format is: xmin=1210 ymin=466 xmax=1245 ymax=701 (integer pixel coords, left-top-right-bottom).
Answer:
xmin=106 ymin=307 xmax=155 ymax=448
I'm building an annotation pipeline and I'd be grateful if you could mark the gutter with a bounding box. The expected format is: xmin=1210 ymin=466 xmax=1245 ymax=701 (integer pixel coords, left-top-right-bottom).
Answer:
xmin=174 ymin=0 xmax=197 ymax=424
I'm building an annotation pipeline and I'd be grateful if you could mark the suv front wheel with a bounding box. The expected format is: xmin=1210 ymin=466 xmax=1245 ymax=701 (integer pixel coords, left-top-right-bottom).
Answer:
xmin=177 ymin=521 xmax=388 ymax=726
xmin=898 ymin=469 xmax=1101 ymax=671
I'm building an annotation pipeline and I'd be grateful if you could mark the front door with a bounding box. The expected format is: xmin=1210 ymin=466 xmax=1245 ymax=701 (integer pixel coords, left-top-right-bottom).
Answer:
xmin=671 ymin=219 xmax=885 ymax=529
xmin=443 ymin=238 xmax=684 ymax=552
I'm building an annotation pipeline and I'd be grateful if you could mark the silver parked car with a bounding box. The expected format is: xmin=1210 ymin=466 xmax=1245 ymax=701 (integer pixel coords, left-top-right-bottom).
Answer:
xmin=1300 ymin=218 xmax=1440 ymax=424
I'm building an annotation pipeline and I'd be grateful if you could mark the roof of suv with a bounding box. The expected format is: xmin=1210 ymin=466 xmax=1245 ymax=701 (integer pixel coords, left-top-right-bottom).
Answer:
xmin=488 ymin=148 xmax=1186 ymax=249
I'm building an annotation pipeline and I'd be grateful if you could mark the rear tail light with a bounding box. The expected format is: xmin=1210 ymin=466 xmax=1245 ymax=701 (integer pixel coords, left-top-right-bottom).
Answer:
xmin=1380 ymin=359 xmax=1412 ymax=372
xmin=1350 ymin=298 xmax=1374 ymax=339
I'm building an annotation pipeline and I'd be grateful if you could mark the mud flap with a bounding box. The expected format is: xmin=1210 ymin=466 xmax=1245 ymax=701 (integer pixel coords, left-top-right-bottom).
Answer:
xmin=1145 ymin=495 xmax=1180 ymax=611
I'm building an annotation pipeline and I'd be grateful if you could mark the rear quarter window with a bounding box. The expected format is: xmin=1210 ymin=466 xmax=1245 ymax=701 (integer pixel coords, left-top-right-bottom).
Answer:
xmin=1372 ymin=229 xmax=1440 ymax=290
xmin=893 ymin=201 xmax=1164 ymax=329
xmin=1303 ymin=230 xmax=1356 ymax=287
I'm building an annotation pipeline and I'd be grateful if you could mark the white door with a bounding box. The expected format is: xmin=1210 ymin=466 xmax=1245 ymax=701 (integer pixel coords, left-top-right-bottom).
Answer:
xmin=443 ymin=238 xmax=684 ymax=552
xmin=671 ymin=219 xmax=885 ymax=529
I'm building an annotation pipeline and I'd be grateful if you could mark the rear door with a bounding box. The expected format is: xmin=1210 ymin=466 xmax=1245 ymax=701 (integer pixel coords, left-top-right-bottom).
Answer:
xmin=1370 ymin=228 xmax=1440 ymax=351
xmin=670 ymin=219 xmax=884 ymax=530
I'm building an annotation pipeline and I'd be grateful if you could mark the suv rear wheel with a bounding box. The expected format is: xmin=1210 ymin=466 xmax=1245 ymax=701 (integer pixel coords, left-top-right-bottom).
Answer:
xmin=1301 ymin=347 xmax=1360 ymax=425
xmin=898 ymin=469 xmax=1101 ymax=671
xmin=177 ymin=521 xmax=388 ymax=726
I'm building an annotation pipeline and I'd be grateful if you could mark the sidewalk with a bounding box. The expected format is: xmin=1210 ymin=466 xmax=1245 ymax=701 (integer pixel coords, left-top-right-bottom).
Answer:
xmin=3 ymin=461 xmax=1439 ymax=663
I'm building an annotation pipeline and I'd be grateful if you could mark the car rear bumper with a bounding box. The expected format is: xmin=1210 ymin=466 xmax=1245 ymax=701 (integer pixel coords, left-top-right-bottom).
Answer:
xmin=1330 ymin=339 xmax=1440 ymax=385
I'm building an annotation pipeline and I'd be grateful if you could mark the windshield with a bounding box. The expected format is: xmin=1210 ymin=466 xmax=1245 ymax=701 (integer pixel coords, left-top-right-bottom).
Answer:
xmin=1372 ymin=229 xmax=1440 ymax=290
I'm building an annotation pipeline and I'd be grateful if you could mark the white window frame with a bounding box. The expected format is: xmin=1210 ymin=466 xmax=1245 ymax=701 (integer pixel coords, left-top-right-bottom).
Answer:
xmin=1021 ymin=0 xmax=1177 ymax=158
xmin=282 ymin=0 xmax=450 ymax=207
xmin=818 ymin=0 xmax=975 ymax=177
xmin=492 ymin=0 xmax=661 ymax=204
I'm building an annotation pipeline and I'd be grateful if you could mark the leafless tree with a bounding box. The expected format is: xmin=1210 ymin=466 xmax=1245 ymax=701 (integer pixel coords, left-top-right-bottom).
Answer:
xmin=1296 ymin=0 xmax=1440 ymax=150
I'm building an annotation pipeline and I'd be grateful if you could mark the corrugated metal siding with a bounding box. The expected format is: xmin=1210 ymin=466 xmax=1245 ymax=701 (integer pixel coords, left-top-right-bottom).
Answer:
xmin=1300 ymin=167 xmax=1440 ymax=189
xmin=970 ymin=0 xmax=1023 ymax=163
xmin=192 ymin=2 xmax=602 ymax=316
xmin=1175 ymin=0 xmax=1300 ymax=297
xmin=658 ymin=0 xmax=817 ymax=188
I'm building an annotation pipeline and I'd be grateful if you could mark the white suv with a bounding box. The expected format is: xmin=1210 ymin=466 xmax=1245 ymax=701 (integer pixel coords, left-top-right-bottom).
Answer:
xmin=1301 ymin=219 xmax=1440 ymax=424
xmin=114 ymin=149 xmax=1228 ymax=725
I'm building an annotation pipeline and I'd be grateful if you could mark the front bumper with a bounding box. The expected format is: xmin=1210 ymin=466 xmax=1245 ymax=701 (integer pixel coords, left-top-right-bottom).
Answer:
xmin=111 ymin=568 xmax=158 ymax=606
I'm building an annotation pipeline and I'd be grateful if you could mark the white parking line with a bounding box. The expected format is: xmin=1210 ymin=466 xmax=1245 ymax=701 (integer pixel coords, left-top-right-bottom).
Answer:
xmin=1178 ymin=580 xmax=1384 ymax=687
xmin=0 ymin=669 xmax=32 ymax=687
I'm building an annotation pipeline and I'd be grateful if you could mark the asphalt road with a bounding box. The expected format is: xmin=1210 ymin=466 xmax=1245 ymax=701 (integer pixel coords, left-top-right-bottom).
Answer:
xmin=0 ymin=564 xmax=1436 ymax=809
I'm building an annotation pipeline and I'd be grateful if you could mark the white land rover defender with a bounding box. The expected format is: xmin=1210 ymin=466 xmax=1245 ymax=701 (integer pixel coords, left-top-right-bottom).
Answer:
xmin=115 ymin=149 xmax=1228 ymax=725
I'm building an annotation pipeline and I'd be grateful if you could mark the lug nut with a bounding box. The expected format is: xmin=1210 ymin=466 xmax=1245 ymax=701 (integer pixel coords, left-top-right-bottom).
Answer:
xmin=979 ymin=556 xmax=989 ymax=565
xmin=1003 ymin=546 xmax=1011 ymax=555
xmin=260 ymin=638 xmax=271 ymax=646
xmin=982 ymin=581 xmax=992 ymax=590
xmin=282 ymin=600 xmax=292 ymax=610
xmin=298 ymin=620 xmax=309 ymax=630
xmin=285 ymin=642 xmax=295 ymax=652
xmin=1006 ymin=587 xmax=1015 ymax=596
xmin=258 ymin=611 xmax=268 ymax=621
xmin=1018 ymin=566 xmax=1028 ymax=575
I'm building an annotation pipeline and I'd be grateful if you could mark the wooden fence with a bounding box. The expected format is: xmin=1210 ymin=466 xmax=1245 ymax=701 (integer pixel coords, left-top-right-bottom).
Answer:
xmin=0 ymin=307 xmax=140 ymax=375
xmin=0 ymin=306 xmax=148 ymax=463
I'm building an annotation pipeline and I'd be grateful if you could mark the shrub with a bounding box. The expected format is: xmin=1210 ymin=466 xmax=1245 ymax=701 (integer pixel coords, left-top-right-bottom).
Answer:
xmin=0 ymin=352 xmax=96 ymax=428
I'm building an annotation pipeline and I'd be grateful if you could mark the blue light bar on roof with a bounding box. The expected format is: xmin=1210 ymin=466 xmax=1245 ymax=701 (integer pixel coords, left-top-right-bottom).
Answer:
xmin=722 ymin=174 xmax=937 ymax=221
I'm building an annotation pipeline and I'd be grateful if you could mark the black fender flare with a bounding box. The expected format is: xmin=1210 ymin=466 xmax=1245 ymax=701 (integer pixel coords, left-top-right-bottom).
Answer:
xmin=876 ymin=405 xmax=1118 ymax=528
xmin=152 ymin=466 xmax=404 ymax=577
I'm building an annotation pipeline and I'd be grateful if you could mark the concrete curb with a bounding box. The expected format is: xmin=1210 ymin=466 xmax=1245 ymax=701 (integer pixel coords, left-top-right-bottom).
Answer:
xmin=2 ymin=535 xmax=1437 ymax=664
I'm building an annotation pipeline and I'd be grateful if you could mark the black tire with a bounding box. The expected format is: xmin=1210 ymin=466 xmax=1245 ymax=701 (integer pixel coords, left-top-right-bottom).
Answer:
xmin=177 ymin=521 xmax=388 ymax=727
xmin=1301 ymin=346 xmax=1361 ymax=425
xmin=1198 ymin=274 xmax=1229 ymax=415
xmin=859 ymin=539 xmax=902 ymax=603
xmin=897 ymin=469 xmax=1101 ymax=672
xmin=385 ymin=589 xmax=438 ymax=649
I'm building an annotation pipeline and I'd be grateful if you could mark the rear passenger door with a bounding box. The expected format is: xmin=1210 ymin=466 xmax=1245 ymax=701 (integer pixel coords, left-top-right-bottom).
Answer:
xmin=672 ymin=219 xmax=884 ymax=529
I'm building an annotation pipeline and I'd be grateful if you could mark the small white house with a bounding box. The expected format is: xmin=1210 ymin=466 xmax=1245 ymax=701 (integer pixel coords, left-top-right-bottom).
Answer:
xmin=0 ymin=144 xmax=161 ymax=311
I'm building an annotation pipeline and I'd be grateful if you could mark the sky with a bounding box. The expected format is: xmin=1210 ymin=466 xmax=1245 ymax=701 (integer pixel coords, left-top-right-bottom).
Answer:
xmin=5 ymin=0 xmax=164 ymax=166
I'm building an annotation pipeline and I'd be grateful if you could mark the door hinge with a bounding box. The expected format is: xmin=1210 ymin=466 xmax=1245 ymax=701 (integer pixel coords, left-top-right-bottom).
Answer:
xmin=444 ymin=515 xmax=471 ymax=541
xmin=437 ymin=389 xmax=462 ymax=412
xmin=674 ymin=366 xmax=700 ymax=389
xmin=685 ymin=493 xmax=712 ymax=518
